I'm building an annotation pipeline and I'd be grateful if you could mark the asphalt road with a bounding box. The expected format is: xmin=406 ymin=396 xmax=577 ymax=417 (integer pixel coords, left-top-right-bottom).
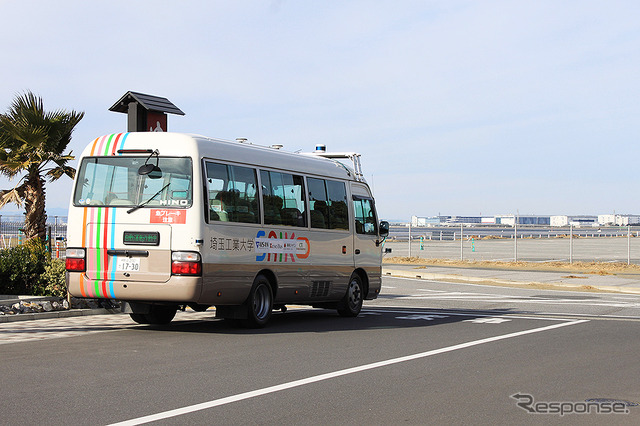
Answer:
xmin=1 ymin=277 xmax=639 ymax=425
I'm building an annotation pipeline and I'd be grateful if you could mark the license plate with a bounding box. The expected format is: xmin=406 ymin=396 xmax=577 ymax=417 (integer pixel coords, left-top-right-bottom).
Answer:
xmin=116 ymin=257 xmax=140 ymax=272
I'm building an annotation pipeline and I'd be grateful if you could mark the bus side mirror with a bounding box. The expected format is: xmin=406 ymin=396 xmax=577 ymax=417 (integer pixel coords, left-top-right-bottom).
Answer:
xmin=379 ymin=220 xmax=389 ymax=238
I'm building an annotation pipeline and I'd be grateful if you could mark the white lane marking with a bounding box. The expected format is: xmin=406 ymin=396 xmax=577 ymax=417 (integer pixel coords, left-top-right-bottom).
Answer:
xmin=464 ymin=318 xmax=512 ymax=324
xmin=368 ymin=308 xmax=565 ymax=321
xmin=108 ymin=319 xmax=588 ymax=426
xmin=396 ymin=314 xmax=449 ymax=321
xmin=398 ymin=294 xmax=640 ymax=308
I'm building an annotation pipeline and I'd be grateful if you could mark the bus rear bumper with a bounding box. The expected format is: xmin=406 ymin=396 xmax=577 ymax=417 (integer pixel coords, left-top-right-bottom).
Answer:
xmin=66 ymin=272 xmax=202 ymax=303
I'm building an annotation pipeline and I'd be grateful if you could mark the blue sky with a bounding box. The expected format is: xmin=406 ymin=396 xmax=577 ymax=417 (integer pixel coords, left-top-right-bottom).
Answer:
xmin=1 ymin=0 xmax=639 ymax=221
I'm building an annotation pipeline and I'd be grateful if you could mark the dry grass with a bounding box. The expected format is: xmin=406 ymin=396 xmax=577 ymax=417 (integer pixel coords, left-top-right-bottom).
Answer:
xmin=383 ymin=257 xmax=640 ymax=275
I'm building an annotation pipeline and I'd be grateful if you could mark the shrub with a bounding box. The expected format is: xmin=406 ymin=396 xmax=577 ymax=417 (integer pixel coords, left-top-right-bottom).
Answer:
xmin=0 ymin=239 xmax=48 ymax=295
xmin=38 ymin=258 xmax=67 ymax=297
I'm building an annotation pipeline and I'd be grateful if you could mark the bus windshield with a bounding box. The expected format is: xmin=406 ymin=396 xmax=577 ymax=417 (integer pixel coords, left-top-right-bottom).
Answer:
xmin=73 ymin=156 xmax=193 ymax=208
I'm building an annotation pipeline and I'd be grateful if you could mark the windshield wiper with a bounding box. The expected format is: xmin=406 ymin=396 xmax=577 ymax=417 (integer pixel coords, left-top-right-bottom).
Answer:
xmin=127 ymin=183 xmax=170 ymax=214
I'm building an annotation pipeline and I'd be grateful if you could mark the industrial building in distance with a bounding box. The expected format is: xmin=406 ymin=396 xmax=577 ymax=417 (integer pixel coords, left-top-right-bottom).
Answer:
xmin=411 ymin=214 xmax=640 ymax=227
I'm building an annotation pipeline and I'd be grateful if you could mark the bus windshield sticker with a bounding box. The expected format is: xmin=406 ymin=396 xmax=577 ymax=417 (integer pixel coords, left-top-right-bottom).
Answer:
xmin=150 ymin=209 xmax=186 ymax=224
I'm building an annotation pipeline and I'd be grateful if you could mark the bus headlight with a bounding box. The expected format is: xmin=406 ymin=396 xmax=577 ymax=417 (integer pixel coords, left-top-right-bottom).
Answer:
xmin=171 ymin=251 xmax=202 ymax=276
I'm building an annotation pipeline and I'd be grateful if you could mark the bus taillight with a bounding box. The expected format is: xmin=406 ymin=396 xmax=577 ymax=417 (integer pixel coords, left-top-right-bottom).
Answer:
xmin=171 ymin=251 xmax=202 ymax=276
xmin=65 ymin=248 xmax=86 ymax=272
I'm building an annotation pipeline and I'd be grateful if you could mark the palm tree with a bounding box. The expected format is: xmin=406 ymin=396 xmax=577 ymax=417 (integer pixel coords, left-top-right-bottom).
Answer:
xmin=0 ymin=92 xmax=84 ymax=240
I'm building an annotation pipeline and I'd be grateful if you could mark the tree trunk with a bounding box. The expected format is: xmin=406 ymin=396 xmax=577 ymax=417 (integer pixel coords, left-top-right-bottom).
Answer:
xmin=23 ymin=169 xmax=47 ymax=240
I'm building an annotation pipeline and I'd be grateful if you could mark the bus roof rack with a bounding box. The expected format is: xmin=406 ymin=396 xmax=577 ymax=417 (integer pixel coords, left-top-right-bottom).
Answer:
xmin=308 ymin=149 xmax=364 ymax=182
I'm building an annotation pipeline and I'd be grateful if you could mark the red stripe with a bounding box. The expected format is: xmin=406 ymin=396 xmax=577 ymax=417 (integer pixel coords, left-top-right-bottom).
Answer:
xmin=110 ymin=133 xmax=123 ymax=156
xmin=79 ymin=207 xmax=88 ymax=297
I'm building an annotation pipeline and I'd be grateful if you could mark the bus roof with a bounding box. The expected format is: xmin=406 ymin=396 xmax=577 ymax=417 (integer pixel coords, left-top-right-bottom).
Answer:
xmin=80 ymin=132 xmax=364 ymax=182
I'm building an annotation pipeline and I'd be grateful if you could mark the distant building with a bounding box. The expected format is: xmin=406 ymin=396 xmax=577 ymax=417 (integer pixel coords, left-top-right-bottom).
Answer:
xmin=551 ymin=215 xmax=598 ymax=227
xmin=495 ymin=215 xmax=550 ymax=226
xmin=444 ymin=216 xmax=482 ymax=225
xmin=411 ymin=215 xmax=447 ymax=227
xmin=410 ymin=213 xmax=640 ymax=227
xmin=597 ymin=214 xmax=616 ymax=226
xmin=598 ymin=214 xmax=640 ymax=226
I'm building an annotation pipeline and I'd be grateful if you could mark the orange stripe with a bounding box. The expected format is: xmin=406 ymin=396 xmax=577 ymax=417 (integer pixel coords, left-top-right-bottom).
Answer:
xmin=89 ymin=137 xmax=101 ymax=156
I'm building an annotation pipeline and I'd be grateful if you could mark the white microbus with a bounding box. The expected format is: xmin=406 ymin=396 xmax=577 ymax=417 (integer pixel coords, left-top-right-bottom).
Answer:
xmin=65 ymin=132 xmax=388 ymax=327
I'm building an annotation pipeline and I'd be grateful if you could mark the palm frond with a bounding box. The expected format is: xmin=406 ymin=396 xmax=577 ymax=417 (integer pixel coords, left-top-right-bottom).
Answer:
xmin=0 ymin=185 xmax=26 ymax=208
xmin=46 ymin=165 xmax=76 ymax=181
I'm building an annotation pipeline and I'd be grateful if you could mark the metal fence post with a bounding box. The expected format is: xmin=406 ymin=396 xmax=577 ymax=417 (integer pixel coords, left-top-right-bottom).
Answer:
xmin=628 ymin=225 xmax=631 ymax=265
xmin=460 ymin=223 xmax=464 ymax=261
xmin=47 ymin=226 xmax=52 ymax=258
xmin=408 ymin=221 xmax=412 ymax=258
xmin=569 ymin=223 xmax=573 ymax=263
xmin=514 ymin=221 xmax=518 ymax=262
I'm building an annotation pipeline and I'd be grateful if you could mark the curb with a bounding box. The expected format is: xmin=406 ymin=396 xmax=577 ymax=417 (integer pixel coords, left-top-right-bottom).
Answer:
xmin=0 ymin=308 xmax=121 ymax=323
xmin=382 ymin=268 xmax=640 ymax=295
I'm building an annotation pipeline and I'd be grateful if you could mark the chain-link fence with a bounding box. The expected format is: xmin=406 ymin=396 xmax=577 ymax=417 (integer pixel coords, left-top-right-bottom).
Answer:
xmin=0 ymin=215 xmax=67 ymax=256
xmin=385 ymin=225 xmax=640 ymax=265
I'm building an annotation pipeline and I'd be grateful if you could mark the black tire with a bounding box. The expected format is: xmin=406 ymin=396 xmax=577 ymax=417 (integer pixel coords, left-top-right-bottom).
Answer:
xmin=129 ymin=313 xmax=148 ymax=324
xmin=337 ymin=274 xmax=363 ymax=317
xmin=243 ymin=275 xmax=273 ymax=328
xmin=188 ymin=303 xmax=211 ymax=312
xmin=129 ymin=305 xmax=177 ymax=325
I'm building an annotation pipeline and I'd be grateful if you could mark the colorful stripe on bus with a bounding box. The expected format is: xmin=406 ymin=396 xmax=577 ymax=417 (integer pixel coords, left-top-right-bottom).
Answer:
xmin=79 ymin=133 xmax=129 ymax=298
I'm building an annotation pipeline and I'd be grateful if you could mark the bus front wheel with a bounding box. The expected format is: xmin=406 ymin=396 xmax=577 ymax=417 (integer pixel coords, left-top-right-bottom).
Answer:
xmin=337 ymin=274 xmax=363 ymax=317
xmin=243 ymin=275 xmax=273 ymax=328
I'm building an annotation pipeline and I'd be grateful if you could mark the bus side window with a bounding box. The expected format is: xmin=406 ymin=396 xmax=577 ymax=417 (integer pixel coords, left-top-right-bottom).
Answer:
xmin=262 ymin=170 xmax=306 ymax=227
xmin=206 ymin=161 xmax=259 ymax=224
xmin=326 ymin=180 xmax=348 ymax=230
xmin=309 ymin=178 xmax=348 ymax=230
xmin=353 ymin=198 xmax=378 ymax=235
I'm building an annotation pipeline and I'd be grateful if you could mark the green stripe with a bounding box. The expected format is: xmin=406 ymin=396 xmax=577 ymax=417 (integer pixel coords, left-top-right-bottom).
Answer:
xmin=95 ymin=208 xmax=102 ymax=297
xmin=103 ymin=134 xmax=115 ymax=156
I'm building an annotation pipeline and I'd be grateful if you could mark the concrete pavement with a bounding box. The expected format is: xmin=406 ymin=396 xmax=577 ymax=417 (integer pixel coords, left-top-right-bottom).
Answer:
xmin=382 ymin=263 xmax=640 ymax=294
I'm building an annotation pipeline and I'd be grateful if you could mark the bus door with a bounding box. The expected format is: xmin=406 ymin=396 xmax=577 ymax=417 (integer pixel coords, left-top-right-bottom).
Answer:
xmin=351 ymin=184 xmax=382 ymax=293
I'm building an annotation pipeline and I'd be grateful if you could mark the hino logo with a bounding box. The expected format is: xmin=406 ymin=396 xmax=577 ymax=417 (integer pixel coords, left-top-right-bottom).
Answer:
xmin=160 ymin=199 xmax=189 ymax=206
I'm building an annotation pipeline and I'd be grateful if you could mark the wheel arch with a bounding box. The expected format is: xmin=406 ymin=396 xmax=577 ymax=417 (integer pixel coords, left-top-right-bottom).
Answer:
xmin=256 ymin=268 xmax=278 ymax=299
xmin=352 ymin=268 xmax=369 ymax=298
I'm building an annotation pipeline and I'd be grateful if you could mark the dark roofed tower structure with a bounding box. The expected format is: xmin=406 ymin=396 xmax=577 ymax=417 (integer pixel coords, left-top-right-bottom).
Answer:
xmin=109 ymin=91 xmax=184 ymax=132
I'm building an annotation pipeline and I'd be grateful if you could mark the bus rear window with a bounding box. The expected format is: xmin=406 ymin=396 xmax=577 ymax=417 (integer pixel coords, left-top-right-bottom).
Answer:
xmin=73 ymin=157 xmax=192 ymax=208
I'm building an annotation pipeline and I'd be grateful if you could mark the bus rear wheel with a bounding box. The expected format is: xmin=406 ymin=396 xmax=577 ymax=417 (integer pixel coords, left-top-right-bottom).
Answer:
xmin=243 ymin=275 xmax=273 ymax=328
xmin=130 ymin=305 xmax=177 ymax=325
xmin=337 ymin=274 xmax=363 ymax=317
